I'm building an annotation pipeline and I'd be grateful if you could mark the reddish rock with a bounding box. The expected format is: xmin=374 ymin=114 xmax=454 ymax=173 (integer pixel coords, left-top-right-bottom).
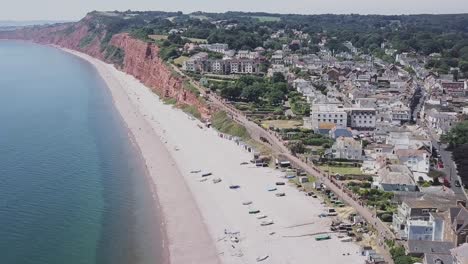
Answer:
xmin=0 ymin=21 xmax=210 ymax=118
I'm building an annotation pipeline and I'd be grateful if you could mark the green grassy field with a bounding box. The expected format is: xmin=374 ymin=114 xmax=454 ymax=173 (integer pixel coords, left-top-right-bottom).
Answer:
xmin=174 ymin=56 xmax=189 ymax=66
xmin=318 ymin=165 xmax=362 ymax=175
xmin=148 ymin=34 xmax=168 ymax=41
xmin=261 ymin=120 xmax=303 ymax=129
xmin=185 ymin=37 xmax=208 ymax=43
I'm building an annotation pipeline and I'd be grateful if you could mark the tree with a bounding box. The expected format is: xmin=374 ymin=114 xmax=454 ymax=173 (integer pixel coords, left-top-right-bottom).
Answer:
xmin=271 ymin=72 xmax=286 ymax=83
xmin=267 ymin=89 xmax=285 ymax=105
xmin=241 ymin=85 xmax=263 ymax=102
xmin=441 ymin=121 xmax=468 ymax=148
xmin=289 ymin=142 xmax=305 ymax=155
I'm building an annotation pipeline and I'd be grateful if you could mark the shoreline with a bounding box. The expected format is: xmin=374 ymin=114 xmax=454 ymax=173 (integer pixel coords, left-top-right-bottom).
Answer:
xmin=61 ymin=47 xmax=367 ymax=264
xmin=60 ymin=48 xmax=221 ymax=264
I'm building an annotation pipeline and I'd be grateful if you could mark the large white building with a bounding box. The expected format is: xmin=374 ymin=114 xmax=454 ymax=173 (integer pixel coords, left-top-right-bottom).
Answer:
xmin=309 ymin=104 xmax=347 ymax=130
xmin=345 ymin=107 xmax=377 ymax=130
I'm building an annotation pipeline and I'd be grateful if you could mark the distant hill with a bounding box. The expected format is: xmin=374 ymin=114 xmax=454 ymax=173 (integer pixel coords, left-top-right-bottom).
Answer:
xmin=0 ymin=20 xmax=72 ymax=27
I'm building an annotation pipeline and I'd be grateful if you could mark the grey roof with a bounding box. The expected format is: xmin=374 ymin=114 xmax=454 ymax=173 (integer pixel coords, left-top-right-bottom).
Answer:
xmin=407 ymin=240 xmax=454 ymax=255
xmin=424 ymin=253 xmax=453 ymax=264
xmin=332 ymin=128 xmax=353 ymax=138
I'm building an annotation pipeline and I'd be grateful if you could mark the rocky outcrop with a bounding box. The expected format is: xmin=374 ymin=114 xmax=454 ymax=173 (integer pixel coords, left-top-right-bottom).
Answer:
xmin=0 ymin=18 xmax=209 ymax=118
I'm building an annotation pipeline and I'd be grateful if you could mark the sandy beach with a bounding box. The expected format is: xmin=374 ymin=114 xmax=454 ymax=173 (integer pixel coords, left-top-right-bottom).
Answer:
xmin=64 ymin=48 xmax=367 ymax=264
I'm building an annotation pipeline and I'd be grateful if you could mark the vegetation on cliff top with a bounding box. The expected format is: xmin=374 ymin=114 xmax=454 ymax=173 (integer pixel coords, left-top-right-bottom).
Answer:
xmin=211 ymin=111 xmax=250 ymax=140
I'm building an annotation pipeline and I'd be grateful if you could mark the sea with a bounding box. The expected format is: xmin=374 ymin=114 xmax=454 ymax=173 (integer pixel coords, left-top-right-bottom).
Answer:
xmin=0 ymin=40 xmax=165 ymax=264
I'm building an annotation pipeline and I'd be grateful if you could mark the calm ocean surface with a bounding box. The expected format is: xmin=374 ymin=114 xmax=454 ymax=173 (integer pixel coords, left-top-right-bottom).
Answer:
xmin=0 ymin=41 xmax=164 ymax=264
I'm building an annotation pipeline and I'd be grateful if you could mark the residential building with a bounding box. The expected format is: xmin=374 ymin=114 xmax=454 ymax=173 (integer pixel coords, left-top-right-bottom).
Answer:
xmin=443 ymin=207 xmax=468 ymax=246
xmin=376 ymin=165 xmax=417 ymax=193
xmin=393 ymin=197 xmax=457 ymax=239
xmin=236 ymin=50 xmax=259 ymax=60
xmin=396 ymin=149 xmax=431 ymax=174
xmin=199 ymin=43 xmax=229 ymax=53
xmin=425 ymin=109 xmax=458 ymax=136
xmin=309 ymin=104 xmax=348 ymax=130
xmin=406 ymin=240 xmax=454 ymax=258
xmin=423 ymin=253 xmax=454 ymax=264
xmin=391 ymin=104 xmax=411 ymax=124
xmin=442 ymin=82 xmax=466 ymax=97
xmin=450 ymin=243 xmax=468 ymax=264
xmin=346 ymin=107 xmax=377 ymax=130
xmin=405 ymin=213 xmax=444 ymax=241
xmin=330 ymin=137 xmax=363 ymax=160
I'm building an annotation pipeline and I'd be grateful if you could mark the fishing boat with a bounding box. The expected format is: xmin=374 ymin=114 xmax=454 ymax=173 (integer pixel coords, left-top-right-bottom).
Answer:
xmin=315 ymin=234 xmax=331 ymax=241
xmin=212 ymin=178 xmax=222 ymax=184
xmin=256 ymin=255 xmax=269 ymax=262
xmin=340 ymin=237 xmax=353 ymax=242
xmin=260 ymin=220 xmax=274 ymax=226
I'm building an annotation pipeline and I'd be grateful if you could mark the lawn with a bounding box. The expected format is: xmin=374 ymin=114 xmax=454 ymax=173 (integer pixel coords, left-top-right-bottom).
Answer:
xmin=174 ymin=56 xmax=189 ymax=66
xmin=148 ymin=34 xmax=168 ymax=41
xmin=185 ymin=37 xmax=208 ymax=44
xmin=262 ymin=120 xmax=303 ymax=129
xmin=250 ymin=16 xmax=281 ymax=22
xmin=318 ymin=165 xmax=362 ymax=175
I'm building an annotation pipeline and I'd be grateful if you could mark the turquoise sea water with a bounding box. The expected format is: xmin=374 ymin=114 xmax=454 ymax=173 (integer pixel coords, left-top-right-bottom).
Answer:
xmin=0 ymin=41 xmax=164 ymax=264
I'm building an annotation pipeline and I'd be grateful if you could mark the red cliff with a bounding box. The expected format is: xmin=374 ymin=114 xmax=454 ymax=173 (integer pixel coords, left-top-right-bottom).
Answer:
xmin=0 ymin=19 xmax=210 ymax=118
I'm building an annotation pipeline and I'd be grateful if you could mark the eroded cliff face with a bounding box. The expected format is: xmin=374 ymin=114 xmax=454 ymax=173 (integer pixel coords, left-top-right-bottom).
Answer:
xmin=109 ymin=34 xmax=209 ymax=118
xmin=0 ymin=18 xmax=209 ymax=118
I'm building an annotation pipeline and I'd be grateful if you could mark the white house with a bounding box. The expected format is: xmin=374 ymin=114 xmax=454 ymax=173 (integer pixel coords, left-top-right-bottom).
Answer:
xmin=396 ymin=149 xmax=431 ymax=174
xmin=330 ymin=137 xmax=363 ymax=160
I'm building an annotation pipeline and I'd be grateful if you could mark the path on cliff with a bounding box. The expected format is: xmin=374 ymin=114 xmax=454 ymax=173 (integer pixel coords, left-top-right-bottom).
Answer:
xmin=170 ymin=64 xmax=395 ymax=263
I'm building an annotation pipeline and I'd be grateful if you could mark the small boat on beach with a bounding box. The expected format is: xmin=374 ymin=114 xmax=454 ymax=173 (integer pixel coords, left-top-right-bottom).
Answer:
xmin=202 ymin=172 xmax=212 ymax=177
xmin=213 ymin=178 xmax=222 ymax=184
xmin=229 ymin=185 xmax=240 ymax=189
xmin=242 ymin=201 xmax=253 ymax=205
xmin=267 ymin=187 xmax=277 ymax=192
xmin=275 ymin=182 xmax=286 ymax=186
xmin=275 ymin=192 xmax=286 ymax=197
xmin=285 ymin=175 xmax=295 ymax=179
xmin=190 ymin=170 xmax=201 ymax=173
xmin=199 ymin=178 xmax=208 ymax=182
xmin=256 ymin=215 xmax=267 ymax=219
xmin=249 ymin=209 xmax=260 ymax=214
xmin=315 ymin=234 xmax=331 ymax=241
xmin=260 ymin=220 xmax=274 ymax=226
xmin=256 ymin=255 xmax=269 ymax=262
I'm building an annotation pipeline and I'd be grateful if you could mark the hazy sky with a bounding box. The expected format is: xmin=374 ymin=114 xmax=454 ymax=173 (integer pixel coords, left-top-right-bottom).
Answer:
xmin=2 ymin=0 xmax=468 ymax=20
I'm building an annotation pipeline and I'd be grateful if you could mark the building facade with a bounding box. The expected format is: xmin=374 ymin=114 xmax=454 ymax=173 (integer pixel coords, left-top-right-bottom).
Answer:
xmin=309 ymin=104 xmax=348 ymax=130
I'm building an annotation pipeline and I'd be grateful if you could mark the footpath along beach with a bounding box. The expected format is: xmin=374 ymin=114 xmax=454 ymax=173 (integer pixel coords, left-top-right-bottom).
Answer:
xmin=63 ymin=48 xmax=367 ymax=264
